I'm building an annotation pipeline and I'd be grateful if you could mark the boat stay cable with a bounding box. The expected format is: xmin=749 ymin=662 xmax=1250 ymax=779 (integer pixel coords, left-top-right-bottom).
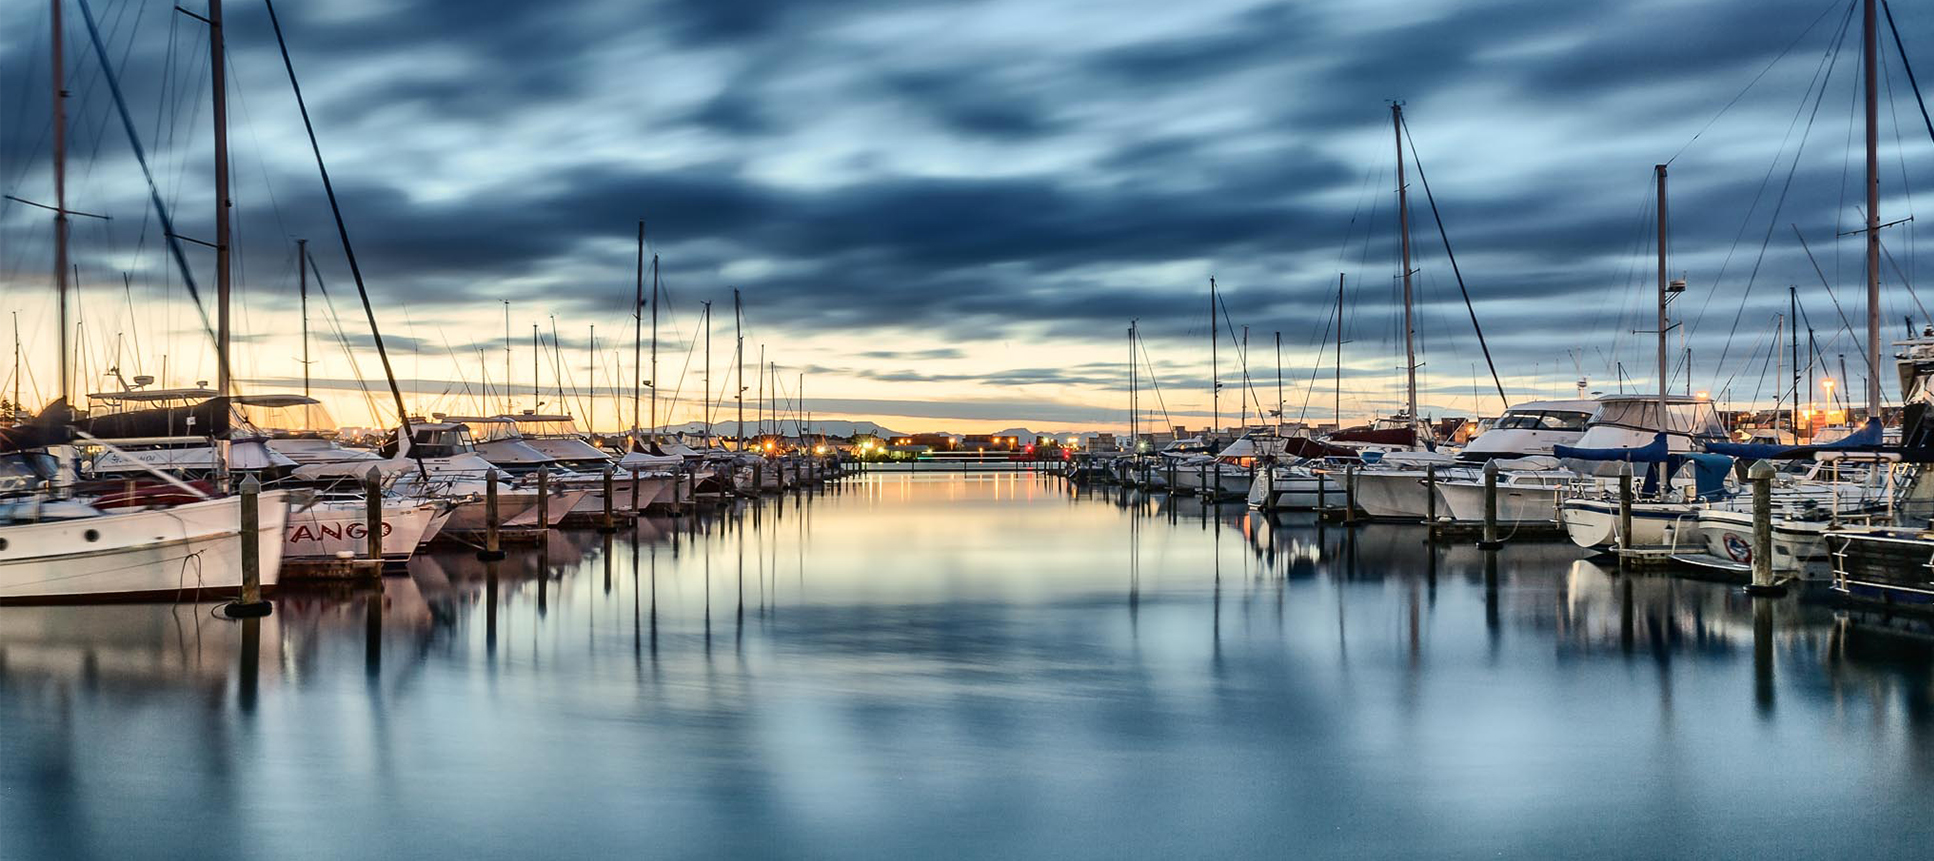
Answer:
xmin=264 ymin=0 xmax=424 ymax=479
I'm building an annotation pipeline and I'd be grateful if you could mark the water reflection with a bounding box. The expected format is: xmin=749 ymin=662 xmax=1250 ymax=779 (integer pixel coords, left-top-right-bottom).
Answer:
xmin=3 ymin=472 xmax=1933 ymax=859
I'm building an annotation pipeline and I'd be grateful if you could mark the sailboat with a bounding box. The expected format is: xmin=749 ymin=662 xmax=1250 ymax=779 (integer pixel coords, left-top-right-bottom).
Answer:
xmin=2 ymin=0 xmax=290 ymax=602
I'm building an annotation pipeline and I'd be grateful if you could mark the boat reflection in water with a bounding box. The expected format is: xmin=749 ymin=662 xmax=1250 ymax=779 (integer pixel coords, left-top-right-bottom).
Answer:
xmin=4 ymin=472 xmax=1932 ymax=860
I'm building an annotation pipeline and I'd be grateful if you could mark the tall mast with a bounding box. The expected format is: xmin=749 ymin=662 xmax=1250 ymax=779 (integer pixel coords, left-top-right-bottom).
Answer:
xmin=1392 ymin=103 xmax=1417 ymax=421
xmin=1240 ymin=325 xmax=1250 ymax=429
xmin=734 ymin=289 xmax=744 ymax=449
xmin=531 ymin=322 xmax=538 ymax=413
xmin=211 ymin=0 xmax=232 ymax=399
xmin=1209 ymin=277 xmax=1218 ymax=436
xmin=1863 ymin=0 xmax=1881 ymax=418
xmin=632 ymin=221 xmax=643 ymax=434
xmin=702 ymin=300 xmax=712 ymax=443
xmin=1128 ymin=321 xmax=1137 ymax=448
xmin=52 ymin=0 xmax=69 ymax=411
xmin=298 ymin=238 xmax=309 ymax=400
xmin=1274 ymin=330 xmax=1283 ymax=432
xmin=649 ymin=254 xmax=660 ymax=435
xmin=1790 ymin=286 xmax=1800 ymax=439
xmin=588 ymin=324 xmax=595 ymax=432
xmin=1775 ymin=312 xmax=1785 ymax=437
xmin=502 ymin=300 xmax=511 ymax=413
xmin=1336 ymin=274 xmax=1345 ymax=432
xmin=1655 ymin=164 xmax=1669 ymax=439
xmin=758 ymin=345 xmax=766 ymax=438
xmin=12 ymin=313 xmax=20 ymax=420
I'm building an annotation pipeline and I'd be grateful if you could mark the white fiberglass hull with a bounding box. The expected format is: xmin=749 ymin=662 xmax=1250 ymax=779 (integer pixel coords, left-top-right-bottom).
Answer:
xmin=1434 ymin=480 xmax=1566 ymax=524
xmin=283 ymin=498 xmax=438 ymax=562
xmin=1350 ymin=470 xmax=1443 ymax=520
xmin=1247 ymin=469 xmax=1335 ymax=510
xmin=1559 ymin=498 xmax=1698 ymax=553
xmin=1691 ymin=509 xmax=1832 ymax=578
xmin=0 ymin=492 xmax=291 ymax=602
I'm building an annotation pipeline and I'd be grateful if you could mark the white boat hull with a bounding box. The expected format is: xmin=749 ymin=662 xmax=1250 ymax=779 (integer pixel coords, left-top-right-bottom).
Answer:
xmin=0 ymin=492 xmax=291 ymax=602
xmin=1559 ymin=498 xmax=1698 ymax=552
xmin=283 ymin=498 xmax=438 ymax=562
xmin=1434 ymin=480 xmax=1566 ymax=524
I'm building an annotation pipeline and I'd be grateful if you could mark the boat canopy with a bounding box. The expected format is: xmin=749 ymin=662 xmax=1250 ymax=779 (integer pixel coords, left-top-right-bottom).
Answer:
xmin=232 ymin=395 xmax=336 ymax=436
xmin=1585 ymin=396 xmax=1725 ymax=437
xmin=1553 ymin=432 xmax=1669 ymax=463
xmin=1706 ymin=419 xmax=1884 ymax=460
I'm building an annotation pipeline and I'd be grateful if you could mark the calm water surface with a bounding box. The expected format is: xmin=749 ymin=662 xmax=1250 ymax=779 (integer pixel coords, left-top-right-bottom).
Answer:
xmin=4 ymin=472 xmax=1932 ymax=859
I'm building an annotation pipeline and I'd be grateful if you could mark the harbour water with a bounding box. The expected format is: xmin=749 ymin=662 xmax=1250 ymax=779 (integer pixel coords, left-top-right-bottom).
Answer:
xmin=4 ymin=471 xmax=1932 ymax=859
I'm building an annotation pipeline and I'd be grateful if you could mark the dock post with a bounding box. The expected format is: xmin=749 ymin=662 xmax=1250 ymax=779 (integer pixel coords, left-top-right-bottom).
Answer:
xmin=478 ymin=468 xmax=505 ymax=561
xmin=1316 ymin=470 xmax=1327 ymax=513
xmin=686 ymin=464 xmax=698 ymax=513
xmin=629 ymin=466 xmax=641 ymax=515
xmin=600 ymin=466 xmax=618 ymax=533
xmin=753 ymin=461 xmax=764 ymax=497
xmin=1477 ymin=460 xmax=1503 ymax=550
xmin=364 ymin=466 xmax=384 ymax=568
xmin=1745 ymin=460 xmax=1785 ymax=596
xmin=1343 ymin=464 xmax=1358 ymax=525
xmin=535 ymin=467 xmax=550 ymax=536
xmin=1424 ymin=464 xmax=1438 ymax=539
xmin=223 ymin=475 xmax=272 ymax=618
xmin=1617 ymin=463 xmax=1634 ymax=555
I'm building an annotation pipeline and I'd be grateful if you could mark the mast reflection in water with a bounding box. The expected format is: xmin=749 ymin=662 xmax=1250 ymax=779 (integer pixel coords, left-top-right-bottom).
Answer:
xmin=4 ymin=472 xmax=1932 ymax=859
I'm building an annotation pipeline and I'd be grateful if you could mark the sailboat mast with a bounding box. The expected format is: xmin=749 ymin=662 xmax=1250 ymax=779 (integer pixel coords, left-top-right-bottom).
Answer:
xmin=502 ymin=300 xmax=511 ymax=413
xmin=1240 ymin=326 xmax=1250 ymax=429
xmin=734 ymin=289 xmax=744 ymax=449
xmin=588 ymin=324 xmax=595 ymax=432
xmin=1863 ymin=0 xmax=1881 ymax=418
xmin=1655 ymin=164 xmax=1669 ymax=439
xmin=1790 ymin=286 xmax=1800 ymax=438
xmin=1274 ymin=330 xmax=1283 ymax=432
xmin=649 ymin=254 xmax=660 ymax=435
xmin=1209 ymin=277 xmax=1218 ymax=437
xmin=52 ymin=0 xmax=69 ymax=411
xmin=211 ymin=0 xmax=232 ymax=399
xmin=531 ymin=323 xmax=538 ymax=413
xmin=632 ymin=221 xmax=643 ymax=434
xmin=1392 ymin=103 xmax=1417 ymax=421
xmin=298 ymin=238 xmax=309 ymax=400
xmin=1336 ymin=274 xmax=1344 ymax=432
xmin=758 ymin=344 xmax=766 ymax=438
xmin=1128 ymin=321 xmax=1137 ymax=448
xmin=702 ymin=300 xmax=712 ymax=443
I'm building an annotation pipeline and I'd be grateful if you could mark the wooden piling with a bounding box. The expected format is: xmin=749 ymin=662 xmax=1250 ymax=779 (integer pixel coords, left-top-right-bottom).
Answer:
xmin=223 ymin=475 xmax=271 ymax=617
xmin=535 ymin=467 xmax=550 ymax=534
xmin=1343 ymin=464 xmax=1358 ymax=525
xmin=1617 ymin=464 xmax=1634 ymax=554
xmin=364 ymin=465 xmax=384 ymax=567
xmin=1424 ymin=463 xmax=1438 ymax=539
xmin=478 ymin=467 xmax=506 ymax=561
xmin=1477 ymin=459 xmax=1503 ymax=550
xmin=1745 ymin=460 xmax=1785 ymax=595
xmin=600 ymin=466 xmax=618 ymax=533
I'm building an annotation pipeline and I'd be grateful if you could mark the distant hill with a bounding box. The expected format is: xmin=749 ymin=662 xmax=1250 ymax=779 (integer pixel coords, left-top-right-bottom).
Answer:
xmin=651 ymin=419 xmax=906 ymax=438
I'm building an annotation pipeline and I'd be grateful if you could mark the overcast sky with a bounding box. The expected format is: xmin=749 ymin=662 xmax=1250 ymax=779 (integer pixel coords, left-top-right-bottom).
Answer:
xmin=2 ymin=0 xmax=1930 ymax=432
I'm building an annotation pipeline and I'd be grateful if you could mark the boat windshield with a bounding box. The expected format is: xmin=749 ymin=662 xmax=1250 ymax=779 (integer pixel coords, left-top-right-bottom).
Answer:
xmin=516 ymin=419 xmax=582 ymax=438
xmin=407 ymin=427 xmax=475 ymax=458
xmin=1493 ymin=410 xmax=1591 ymax=431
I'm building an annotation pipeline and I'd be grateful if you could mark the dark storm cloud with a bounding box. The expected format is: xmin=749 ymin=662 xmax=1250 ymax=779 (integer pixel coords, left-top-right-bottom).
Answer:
xmin=6 ymin=0 xmax=1931 ymax=409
